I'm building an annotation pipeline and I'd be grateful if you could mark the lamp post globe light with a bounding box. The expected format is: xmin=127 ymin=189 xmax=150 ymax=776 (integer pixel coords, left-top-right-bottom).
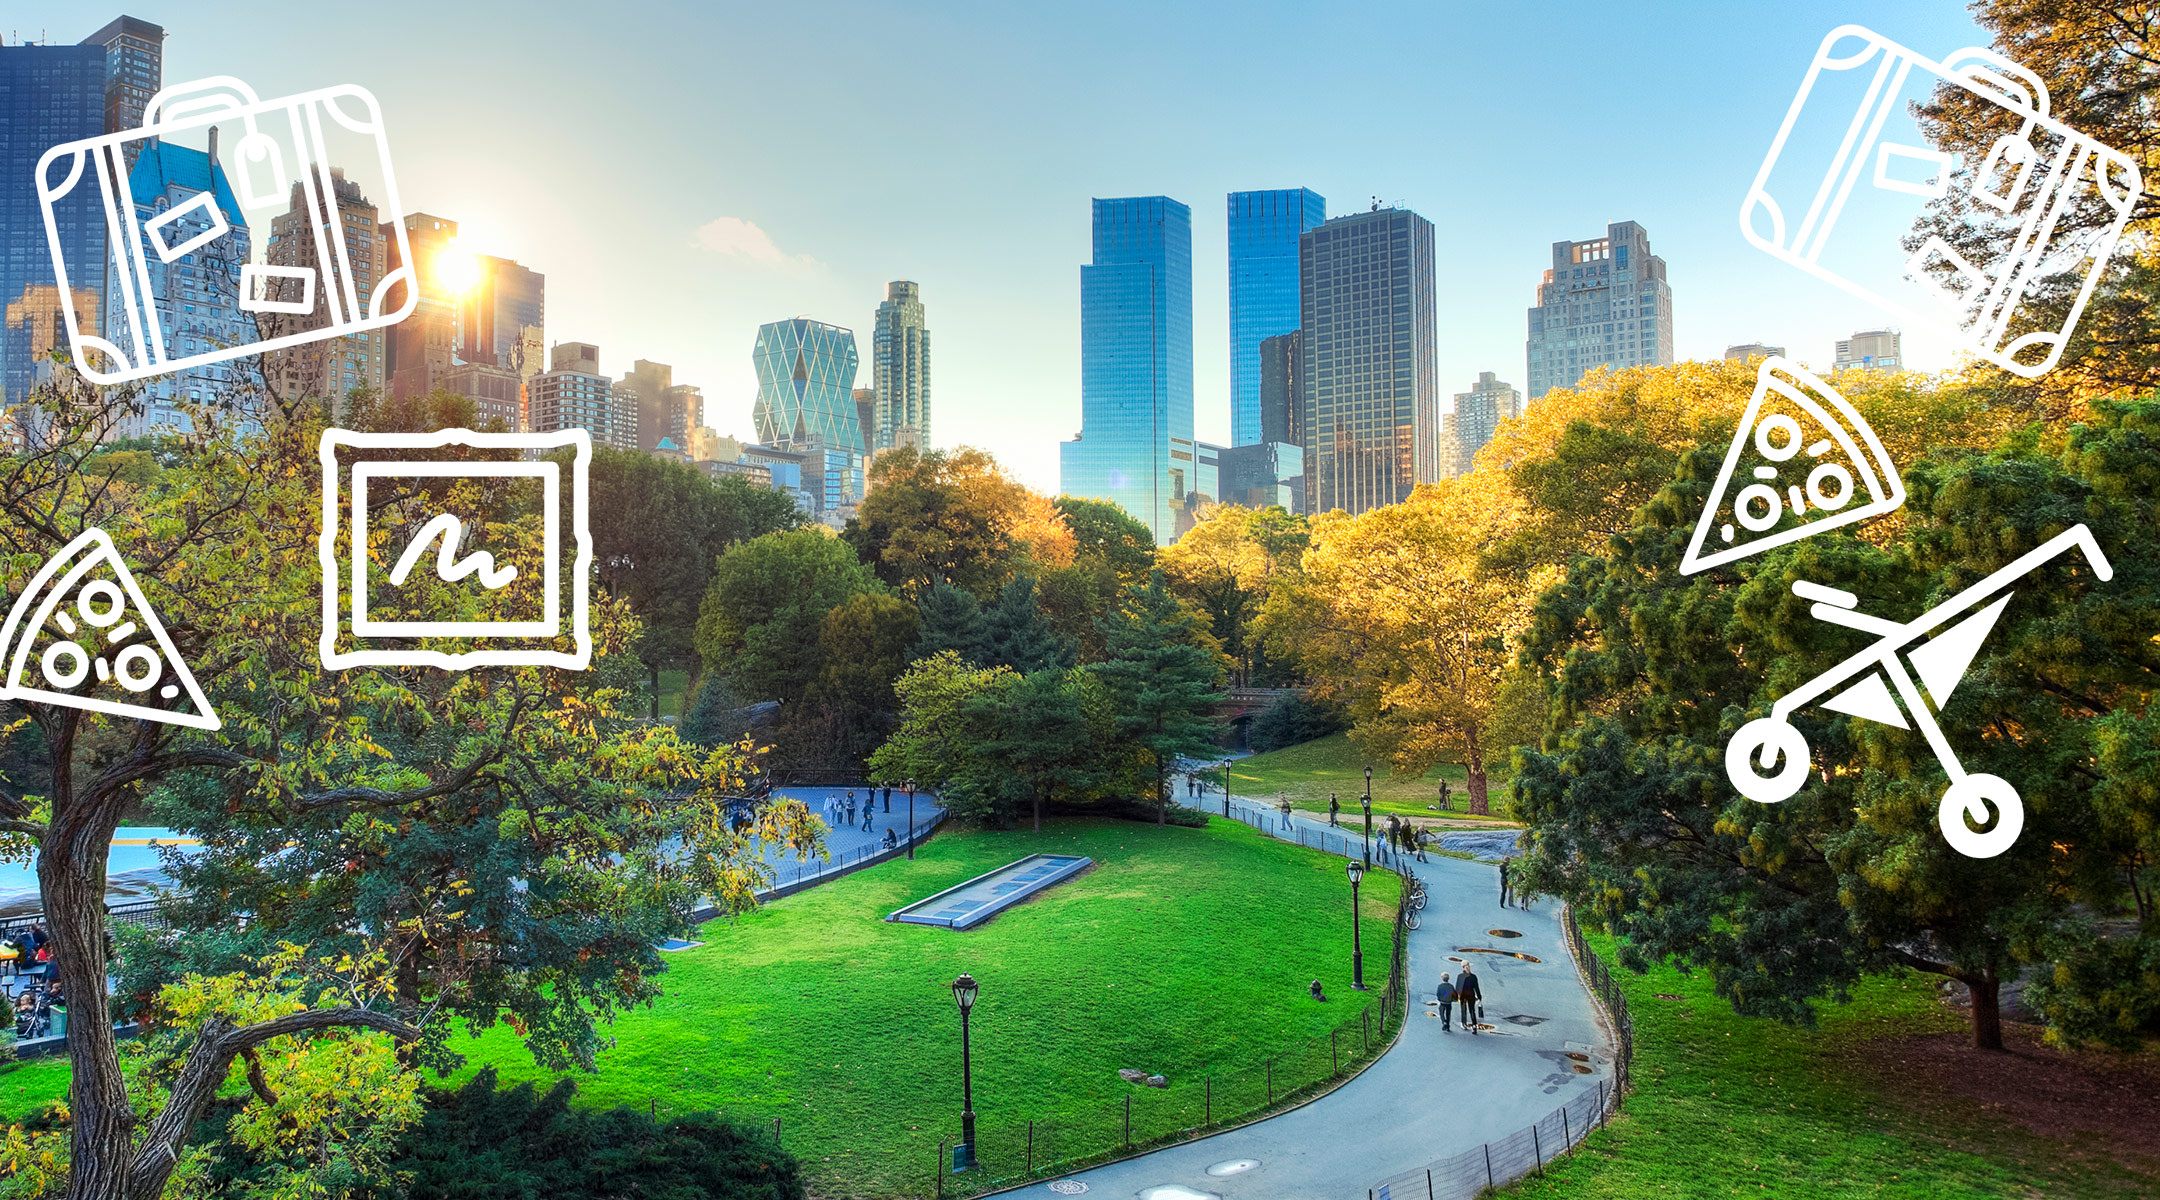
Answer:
xmin=1361 ymin=766 xmax=1374 ymax=869
xmin=1347 ymin=859 xmax=1368 ymax=990
xmin=952 ymin=972 xmax=979 ymax=1169
xmin=905 ymin=779 xmax=917 ymax=861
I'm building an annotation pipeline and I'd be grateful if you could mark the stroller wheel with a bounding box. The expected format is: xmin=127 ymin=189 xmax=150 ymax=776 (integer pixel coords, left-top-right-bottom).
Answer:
xmin=1939 ymin=774 xmax=2022 ymax=858
xmin=1726 ymin=718 xmax=1811 ymax=803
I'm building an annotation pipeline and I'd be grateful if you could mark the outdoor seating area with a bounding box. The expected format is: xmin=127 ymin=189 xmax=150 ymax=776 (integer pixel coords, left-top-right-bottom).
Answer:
xmin=2 ymin=923 xmax=65 ymax=1043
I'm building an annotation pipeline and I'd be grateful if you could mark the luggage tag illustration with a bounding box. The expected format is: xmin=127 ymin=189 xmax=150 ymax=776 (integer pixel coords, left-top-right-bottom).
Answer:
xmin=0 ymin=529 xmax=220 ymax=730
xmin=1740 ymin=25 xmax=2141 ymax=378
xmin=34 ymin=75 xmax=417 ymax=386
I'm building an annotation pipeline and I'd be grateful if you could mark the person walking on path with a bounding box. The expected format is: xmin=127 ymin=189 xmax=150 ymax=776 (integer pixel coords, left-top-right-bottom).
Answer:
xmin=1434 ymin=974 xmax=1457 ymax=1031
xmin=863 ymin=803 xmax=876 ymax=833
xmin=883 ymin=786 xmax=892 ymax=813
xmin=1456 ymin=966 xmax=1483 ymax=1032
xmin=1329 ymin=794 xmax=1341 ymax=827
xmin=1278 ymin=797 xmax=1295 ymax=833
xmin=1386 ymin=814 xmax=1401 ymax=853
xmin=1499 ymin=860 xmax=1513 ymax=908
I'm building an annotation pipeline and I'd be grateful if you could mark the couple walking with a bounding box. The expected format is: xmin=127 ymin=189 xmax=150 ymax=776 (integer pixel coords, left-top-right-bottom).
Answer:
xmin=1434 ymin=967 xmax=1483 ymax=1032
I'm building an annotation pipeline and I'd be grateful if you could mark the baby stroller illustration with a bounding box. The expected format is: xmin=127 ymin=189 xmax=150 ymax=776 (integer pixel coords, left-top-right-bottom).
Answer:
xmin=1726 ymin=525 xmax=2112 ymax=858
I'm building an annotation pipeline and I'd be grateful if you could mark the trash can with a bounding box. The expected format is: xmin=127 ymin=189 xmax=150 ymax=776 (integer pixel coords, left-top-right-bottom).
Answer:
xmin=48 ymin=1004 xmax=65 ymax=1038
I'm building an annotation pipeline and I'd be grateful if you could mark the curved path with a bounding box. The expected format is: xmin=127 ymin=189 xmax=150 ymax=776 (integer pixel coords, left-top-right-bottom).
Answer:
xmin=1040 ymin=802 xmax=1612 ymax=1200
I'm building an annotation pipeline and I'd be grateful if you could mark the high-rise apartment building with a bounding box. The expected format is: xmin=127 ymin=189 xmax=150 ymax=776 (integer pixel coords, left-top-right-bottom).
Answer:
xmin=461 ymin=256 xmax=545 ymax=378
xmin=1525 ymin=220 xmax=1673 ymax=400
xmin=443 ymin=362 xmax=521 ymax=431
xmin=752 ymin=318 xmax=865 ymax=452
xmin=1724 ymin=342 xmax=1786 ymax=361
xmin=1298 ymin=205 xmax=1439 ymax=515
xmin=1060 ymin=196 xmax=1193 ymax=544
xmin=109 ymin=138 xmax=263 ymax=436
xmin=1 ymin=37 xmax=106 ymax=409
xmin=260 ymin=169 xmax=385 ymax=406
xmin=615 ymin=358 xmax=676 ymax=452
xmin=663 ymin=383 xmax=703 ymax=448
xmin=1834 ymin=329 xmax=1903 ymax=371
xmin=382 ymin=213 xmax=459 ymax=401
xmin=853 ymin=386 xmax=876 ymax=449
xmin=872 ymin=280 xmax=930 ymax=449
xmin=1441 ymin=371 xmax=1522 ymax=478
xmin=1228 ymin=188 xmax=1324 ymax=447
xmin=529 ymin=341 xmax=633 ymax=449
xmin=80 ymin=16 xmax=162 ymax=167
xmin=1258 ymin=330 xmax=1300 ymax=447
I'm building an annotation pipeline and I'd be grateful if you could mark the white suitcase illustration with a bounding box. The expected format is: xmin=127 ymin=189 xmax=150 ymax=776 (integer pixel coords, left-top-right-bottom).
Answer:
xmin=1741 ymin=26 xmax=2141 ymax=378
xmin=34 ymin=75 xmax=417 ymax=387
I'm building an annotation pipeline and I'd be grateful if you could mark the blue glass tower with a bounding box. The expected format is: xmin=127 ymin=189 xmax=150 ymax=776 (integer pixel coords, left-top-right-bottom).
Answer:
xmin=1227 ymin=188 xmax=1323 ymax=447
xmin=751 ymin=317 xmax=864 ymax=453
xmin=2 ymin=41 xmax=107 ymax=408
xmin=1060 ymin=196 xmax=1192 ymax=545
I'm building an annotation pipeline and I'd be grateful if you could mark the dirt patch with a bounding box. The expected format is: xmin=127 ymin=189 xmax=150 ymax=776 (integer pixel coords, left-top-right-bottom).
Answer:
xmin=1841 ymin=1024 xmax=2160 ymax=1173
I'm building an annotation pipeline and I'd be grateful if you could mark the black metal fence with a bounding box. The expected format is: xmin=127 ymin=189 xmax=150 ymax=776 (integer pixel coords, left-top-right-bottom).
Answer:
xmin=1360 ymin=906 xmax=1635 ymax=1200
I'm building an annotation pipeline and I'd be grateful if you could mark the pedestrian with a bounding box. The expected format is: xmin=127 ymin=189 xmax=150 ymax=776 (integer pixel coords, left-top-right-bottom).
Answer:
xmin=1386 ymin=813 xmax=1400 ymax=851
xmin=1279 ymin=797 xmax=1294 ymax=832
xmin=863 ymin=804 xmax=876 ymax=833
xmin=846 ymin=795 xmax=857 ymax=826
xmin=1499 ymin=860 xmax=1513 ymax=908
xmin=1434 ymin=974 xmax=1457 ymax=1031
xmin=1329 ymin=794 xmax=1341 ymax=827
xmin=1457 ymin=966 xmax=1483 ymax=1032
xmin=1415 ymin=829 xmax=1429 ymax=863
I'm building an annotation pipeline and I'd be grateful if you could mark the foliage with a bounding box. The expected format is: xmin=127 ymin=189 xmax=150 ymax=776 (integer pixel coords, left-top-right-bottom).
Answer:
xmin=981 ymin=575 xmax=1076 ymax=674
xmin=1245 ymin=692 xmax=1346 ymax=754
xmin=865 ymin=652 xmax=1012 ymax=791
xmin=1040 ymin=498 xmax=1156 ymax=659
xmin=694 ymin=529 xmax=882 ymax=706
xmin=844 ymin=447 xmax=1074 ymax=599
xmin=955 ymin=670 xmax=1104 ymax=830
xmin=795 ymin=591 xmax=920 ymax=772
xmin=1090 ymin=573 xmax=1226 ymax=823
xmin=911 ymin=580 xmax=991 ymax=666
xmin=1158 ymin=505 xmax=1308 ymax=687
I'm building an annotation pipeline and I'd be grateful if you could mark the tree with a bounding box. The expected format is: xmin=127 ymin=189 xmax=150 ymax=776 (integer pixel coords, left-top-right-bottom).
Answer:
xmin=1513 ymin=397 xmax=2160 ymax=1051
xmin=911 ymin=580 xmax=991 ymax=666
xmin=981 ymin=574 xmax=1075 ymax=673
xmin=1042 ymin=497 xmax=1156 ymax=659
xmin=0 ymin=373 xmax=820 ymax=1199
xmin=844 ymin=447 xmax=1074 ymax=598
xmin=800 ymin=592 xmax=920 ymax=770
xmin=1159 ymin=504 xmax=1308 ymax=686
xmin=960 ymin=670 xmax=1099 ymax=832
xmin=1090 ymin=572 xmax=1225 ymax=824
xmin=693 ymin=529 xmax=881 ymax=706
xmin=866 ymin=652 xmax=1012 ymax=791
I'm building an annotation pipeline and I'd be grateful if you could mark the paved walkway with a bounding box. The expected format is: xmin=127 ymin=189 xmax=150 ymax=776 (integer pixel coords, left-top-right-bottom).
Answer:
xmin=1043 ymin=799 xmax=1611 ymax=1200
xmin=754 ymin=786 xmax=945 ymax=894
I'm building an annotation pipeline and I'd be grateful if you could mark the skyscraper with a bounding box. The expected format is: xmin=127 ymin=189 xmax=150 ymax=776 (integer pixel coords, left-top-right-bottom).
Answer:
xmin=1441 ymin=371 xmax=1522 ymax=478
xmin=1525 ymin=220 xmax=1673 ymax=400
xmin=461 ymin=255 xmax=545 ymax=378
xmin=1 ymin=37 xmax=107 ymax=408
xmin=1060 ymin=196 xmax=1193 ymax=545
xmin=1834 ymin=329 xmax=1903 ymax=370
xmin=1228 ymin=188 xmax=1324 ymax=447
xmin=872 ymin=280 xmax=930 ymax=449
xmin=853 ymin=386 xmax=876 ymax=449
xmin=382 ymin=213 xmax=459 ymax=401
xmin=752 ymin=318 xmax=864 ymax=453
xmin=260 ymin=169 xmax=385 ymax=405
xmin=1298 ymin=205 xmax=1439 ymax=515
xmin=663 ymin=382 xmax=703 ymax=447
xmin=529 ymin=341 xmax=633 ymax=449
xmin=80 ymin=16 xmax=162 ymax=167
xmin=1258 ymin=330 xmax=1300 ymax=447
xmin=618 ymin=358 xmax=673 ymax=452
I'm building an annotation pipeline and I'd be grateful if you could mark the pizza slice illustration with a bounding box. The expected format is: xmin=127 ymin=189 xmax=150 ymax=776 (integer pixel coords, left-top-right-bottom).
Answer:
xmin=0 ymin=528 xmax=220 ymax=730
xmin=1680 ymin=357 xmax=1906 ymax=575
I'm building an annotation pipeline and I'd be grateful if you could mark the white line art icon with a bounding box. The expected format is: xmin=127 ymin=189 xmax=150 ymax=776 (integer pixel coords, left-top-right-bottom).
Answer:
xmin=35 ymin=75 xmax=416 ymax=386
xmin=1725 ymin=526 xmax=2112 ymax=858
xmin=1740 ymin=26 xmax=2142 ymax=378
xmin=1681 ymin=357 xmax=1905 ymax=575
xmin=318 ymin=428 xmax=591 ymax=671
xmin=0 ymin=529 xmax=220 ymax=731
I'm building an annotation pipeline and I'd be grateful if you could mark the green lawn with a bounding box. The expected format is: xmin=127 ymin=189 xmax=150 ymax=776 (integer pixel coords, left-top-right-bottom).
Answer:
xmin=0 ymin=1057 xmax=68 ymax=1113
xmin=657 ymin=669 xmax=692 ymax=720
xmin=1228 ymin=733 xmax=1517 ymax=823
xmin=1503 ymin=933 xmax=2160 ymax=1198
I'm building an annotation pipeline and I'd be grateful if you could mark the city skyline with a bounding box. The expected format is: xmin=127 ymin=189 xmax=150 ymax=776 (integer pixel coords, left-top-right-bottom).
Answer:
xmin=23 ymin=0 xmax=1988 ymax=495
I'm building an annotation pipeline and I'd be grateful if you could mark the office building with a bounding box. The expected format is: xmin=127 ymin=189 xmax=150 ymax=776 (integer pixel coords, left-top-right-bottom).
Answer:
xmin=382 ymin=213 xmax=459 ymax=401
xmin=81 ymin=16 xmax=162 ymax=166
xmin=1177 ymin=438 xmax=1221 ymax=536
xmin=1218 ymin=441 xmax=1304 ymax=511
xmin=109 ymin=138 xmax=263 ymax=436
xmin=1060 ymin=196 xmax=1193 ymax=544
xmin=615 ymin=359 xmax=673 ymax=451
xmin=872 ymin=280 xmax=930 ymax=449
xmin=662 ymin=383 xmax=702 ymax=449
xmin=1724 ymin=342 xmax=1785 ymax=361
xmin=853 ymin=386 xmax=876 ymax=448
xmin=444 ymin=362 xmax=521 ymax=431
xmin=528 ymin=341 xmax=633 ymax=449
xmin=1441 ymin=371 xmax=1522 ymax=478
xmin=1258 ymin=330 xmax=1301 ymax=447
xmin=260 ymin=169 xmax=386 ymax=405
xmin=1 ymin=37 xmax=106 ymax=408
xmin=752 ymin=317 xmax=865 ymax=452
xmin=1525 ymin=220 xmax=1673 ymax=400
xmin=1228 ymin=188 xmax=1324 ymax=447
xmin=1298 ymin=205 xmax=1439 ymax=515
xmin=1835 ymin=329 xmax=1903 ymax=371
xmin=460 ymin=255 xmax=545 ymax=378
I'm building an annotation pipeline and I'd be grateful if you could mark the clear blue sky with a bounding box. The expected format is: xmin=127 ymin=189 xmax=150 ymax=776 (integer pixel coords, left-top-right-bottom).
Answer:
xmin=35 ymin=0 xmax=1989 ymax=492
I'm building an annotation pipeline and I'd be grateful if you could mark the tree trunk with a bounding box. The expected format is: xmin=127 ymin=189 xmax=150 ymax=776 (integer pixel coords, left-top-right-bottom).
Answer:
xmin=649 ymin=661 xmax=662 ymax=721
xmin=1463 ymin=720 xmax=1491 ymax=817
xmin=1967 ymin=973 xmax=2004 ymax=1051
xmin=39 ymin=781 xmax=132 ymax=1199
xmin=1033 ymin=792 xmax=1042 ymax=834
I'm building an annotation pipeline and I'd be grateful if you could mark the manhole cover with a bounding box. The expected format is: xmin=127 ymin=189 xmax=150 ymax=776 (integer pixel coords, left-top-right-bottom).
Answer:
xmin=1455 ymin=947 xmax=1543 ymax=963
xmin=1048 ymin=1183 xmax=1088 ymax=1195
xmin=1503 ymin=1014 xmax=1547 ymax=1026
xmin=1487 ymin=928 xmax=1523 ymax=938
xmin=1204 ymin=1159 xmax=1259 ymax=1177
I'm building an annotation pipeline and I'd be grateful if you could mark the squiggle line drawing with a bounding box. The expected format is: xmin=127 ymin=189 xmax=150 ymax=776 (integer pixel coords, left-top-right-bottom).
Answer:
xmin=388 ymin=513 xmax=517 ymax=590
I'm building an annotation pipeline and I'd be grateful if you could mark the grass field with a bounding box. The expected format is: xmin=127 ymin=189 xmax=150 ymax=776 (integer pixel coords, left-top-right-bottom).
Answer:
xmin=1229 ymin=733 xmax=1517 ymax=823
xmin=1504 ymin=932 xmax=2160 ymax=1198
xmin=657 ymin=668 xmax=692 ymax=720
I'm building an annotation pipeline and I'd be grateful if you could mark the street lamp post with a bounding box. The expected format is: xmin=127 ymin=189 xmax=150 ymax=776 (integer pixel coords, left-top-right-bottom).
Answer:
xmin=1361 ymin=766 xmax=1374 ymax=869
xmin=1347 ymin=860 xmax=1368 ymax=990
xmin=951 ymin=973 xmax=979 ymax=1169
xmin=906 ymin=779 xmax=917 ymax=861
xmin=1221 ymin=759 xmax=1231 ymax=818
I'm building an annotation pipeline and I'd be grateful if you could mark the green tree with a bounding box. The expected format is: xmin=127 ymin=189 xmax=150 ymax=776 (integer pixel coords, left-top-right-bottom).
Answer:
xmin=1042 ymin=497 xmax=1156 ymax=659
xmin=1159 ymin=504 xmax=1309 ymax=687
xmin=799 ymin=592 xmax=920 ymax=771
xmin=911 ymin=579 xmax=991 ymax=665
xmin=982 ymin=574 xmax=1075 ymax=673
xmin=693 ymin=529 xmax=880 ymax=706
xmin=844 ymin=447 xmax=1075 ymax=598
xmin=866 ymin=652 xmax=1012 ymax=790
xmin=959 ymin=669 xmax=1098 ymax=832
xmin=1090 ymin=572 xmax=1226 ymax=824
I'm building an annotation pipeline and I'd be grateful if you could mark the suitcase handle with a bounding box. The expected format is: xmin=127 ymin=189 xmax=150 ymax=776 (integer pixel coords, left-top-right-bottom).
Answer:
xmin=1939 ymin=48 xmax=2049 ymax=118
xmin=142 ymin=76 xmax=263 ymax=129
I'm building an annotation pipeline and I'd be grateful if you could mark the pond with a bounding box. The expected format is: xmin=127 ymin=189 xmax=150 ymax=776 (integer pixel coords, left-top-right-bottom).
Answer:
xmin=0 ymin=828 xmax=199 ymax=917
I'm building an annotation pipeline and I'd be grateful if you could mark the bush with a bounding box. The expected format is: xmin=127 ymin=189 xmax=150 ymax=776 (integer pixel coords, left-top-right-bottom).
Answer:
xmin=1246 ymin=692 xmax=1346 ymax=753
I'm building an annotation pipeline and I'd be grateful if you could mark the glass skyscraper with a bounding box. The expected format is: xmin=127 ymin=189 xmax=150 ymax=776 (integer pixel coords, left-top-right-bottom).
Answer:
xmin=2 ymin=40 xmax=107 ymax=409
xmin=872 ymin=280 xmax=929 ymax=450
xmin=753 ymin=317 xmax=864 ymax=453
xmin=1525 ymin=220 xmax=1672 ymax=399
xmin=1227 ymin=188 xmax=1323 ymax=447
xmin=1060 ymin=196 xmax=1192 ymax=545
xmin=1299 ymin=206 xmax=1440 ymax=515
